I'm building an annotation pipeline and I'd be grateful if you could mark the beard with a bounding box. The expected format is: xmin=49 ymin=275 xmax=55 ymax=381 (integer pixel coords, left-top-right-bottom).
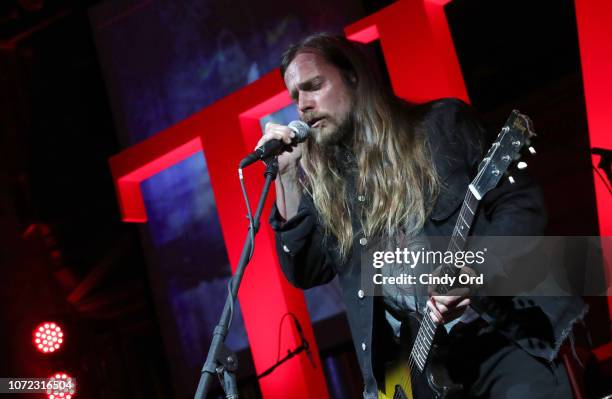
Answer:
xmin=314 ymin=110 xmax=354 ymax=147
xmin=313 ymin=112 xmax=357 ymax=177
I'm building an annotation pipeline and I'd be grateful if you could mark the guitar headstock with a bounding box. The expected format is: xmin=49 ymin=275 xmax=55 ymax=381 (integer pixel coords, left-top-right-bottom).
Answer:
xmin=471 ymin=110 xmax=537 ymax=198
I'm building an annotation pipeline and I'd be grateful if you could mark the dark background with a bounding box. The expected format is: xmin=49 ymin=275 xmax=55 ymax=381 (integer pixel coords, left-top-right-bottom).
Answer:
xmin=0 ymin=0 xmax=609 ymax=398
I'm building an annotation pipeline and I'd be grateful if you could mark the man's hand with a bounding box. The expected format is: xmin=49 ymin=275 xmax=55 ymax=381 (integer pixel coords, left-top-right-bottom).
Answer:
xmin=427 ymin=295 xmax=470 ymax=324
xmin=426 ymin=266 xmax=477 ymax=324
xmin=259 ymin=122 xmax=304 ymax=221
xmin=257 ymin=122 xmax=303 ymax=176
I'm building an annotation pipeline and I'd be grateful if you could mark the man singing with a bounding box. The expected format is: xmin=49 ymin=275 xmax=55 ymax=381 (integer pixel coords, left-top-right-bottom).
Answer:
xmin=262 ymin=33 xmax=585 ymax=398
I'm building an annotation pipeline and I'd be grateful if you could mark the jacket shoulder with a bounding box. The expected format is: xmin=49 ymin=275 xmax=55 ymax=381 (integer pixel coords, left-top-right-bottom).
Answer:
xmin=411 ymin=97 xmax=472 ymax=123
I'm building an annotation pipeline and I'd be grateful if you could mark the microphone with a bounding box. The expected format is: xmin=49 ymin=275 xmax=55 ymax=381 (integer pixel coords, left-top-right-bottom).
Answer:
xmin=293 ymin=315 xmax=316 ymax=369
xmin=239 ymin=120 xmax=310 ymax=168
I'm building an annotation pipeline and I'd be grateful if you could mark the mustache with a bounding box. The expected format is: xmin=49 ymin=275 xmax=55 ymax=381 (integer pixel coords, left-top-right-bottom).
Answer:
xmin=303 ymin=114 xmax=328 ymax=126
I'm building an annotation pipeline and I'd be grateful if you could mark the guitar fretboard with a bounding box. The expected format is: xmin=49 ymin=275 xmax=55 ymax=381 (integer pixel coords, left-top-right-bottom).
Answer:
xmin=437 ymin=189 xmax=479 ymax=294
xmin=409 ymin=188 xmax=480 ymax=372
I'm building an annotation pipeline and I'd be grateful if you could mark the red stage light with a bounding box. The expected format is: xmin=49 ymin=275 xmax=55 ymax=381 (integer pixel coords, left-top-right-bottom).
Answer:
xmin=46 ymin=372 xmax=76 ymax=399
xmin=33 ymin=322 xmax=64 ymax=353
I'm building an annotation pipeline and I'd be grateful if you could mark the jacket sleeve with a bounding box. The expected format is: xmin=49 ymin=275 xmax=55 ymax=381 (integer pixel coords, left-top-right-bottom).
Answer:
xmin=269 ymin=192 xmax=337 ymax=289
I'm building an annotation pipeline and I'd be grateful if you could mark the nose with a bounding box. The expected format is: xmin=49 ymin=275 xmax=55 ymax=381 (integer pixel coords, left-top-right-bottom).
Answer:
xmin=298 ymin=91 xmax=315 ymax=114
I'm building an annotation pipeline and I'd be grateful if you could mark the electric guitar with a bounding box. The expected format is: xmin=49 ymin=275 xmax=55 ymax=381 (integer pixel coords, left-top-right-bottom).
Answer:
xmin=378 ymin=110 xmax=537 ymax=399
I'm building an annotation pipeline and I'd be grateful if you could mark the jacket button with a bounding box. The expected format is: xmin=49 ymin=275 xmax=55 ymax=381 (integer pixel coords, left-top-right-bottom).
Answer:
xmin=359 ymin=237 xmax=368 ymax=246
xmin=361 ymin=342 xmax=367 ymax=351
xmin=358 ymin=195 xmax=365 ymax=202
xmin=357 ymin=289 xmax=364 ymax=299
xmin=282 ymin=245 xmax=291 ymax=253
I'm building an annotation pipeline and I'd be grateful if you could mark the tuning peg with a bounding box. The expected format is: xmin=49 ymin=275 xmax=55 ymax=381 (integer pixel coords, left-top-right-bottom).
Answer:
xmin=508 ymin=175 xmax=515 ymax=184
xmin=528 ymin=146 xmax=536 ymax=155
xmin=517 ymin=161 xmax=527 ymax=170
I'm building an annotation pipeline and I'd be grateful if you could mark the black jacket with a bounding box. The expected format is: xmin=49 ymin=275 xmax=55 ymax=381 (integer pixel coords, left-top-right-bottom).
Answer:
xmin=269 ymin=98 xmax=586 ymax=398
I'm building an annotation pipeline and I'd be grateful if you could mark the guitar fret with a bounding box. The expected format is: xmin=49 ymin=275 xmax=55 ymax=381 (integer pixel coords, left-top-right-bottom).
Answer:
xmin=463 ymin=200 xmax=474 ymax=214
xmin=417 ymin=360 xmax=425 ymax=372
xmin=453 ymin=237 xmax=466 ymax=251
xmin=451 ymin=241 xmax=462 ymax=251
xmin=421 ymin=334 xmax=432 ymax=349
xmin=427 ymin=314 xmax=437 ymax=332
xmin=416 ymin=344 xmax=427 ymax=361
xmin=412 ymin=350 xmax=424 ymax=371
xmin=420 ymin=323 xmax=432 ymax=340
xmin=461 ymin=211 xmax=473 ymax=223
xmin=412 ymin=334 xmax=428 ymax=371
xmin=423 ymin=327 xmax=434 ymax=342
xmin=415 ymin=354 xmax=425 ymax=371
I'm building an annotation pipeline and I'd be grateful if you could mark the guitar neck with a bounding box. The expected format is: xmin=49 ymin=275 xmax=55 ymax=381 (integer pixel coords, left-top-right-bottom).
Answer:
xmin=408 ymin=109 xmax=537 ymax=373
xmin=409 ymin=187 xmax=481 ymax=371
xmin=437 ymin=188 xmax=480 ymax=294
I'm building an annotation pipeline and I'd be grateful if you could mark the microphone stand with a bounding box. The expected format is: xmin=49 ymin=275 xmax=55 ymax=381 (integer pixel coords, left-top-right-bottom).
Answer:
xmin=194 ymin=158 xmax=279 ymax=399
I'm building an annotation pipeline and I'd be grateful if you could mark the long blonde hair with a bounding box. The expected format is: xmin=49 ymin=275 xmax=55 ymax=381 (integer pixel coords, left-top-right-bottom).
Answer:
xmin=281 ymin=34 xmax=440 ymax=261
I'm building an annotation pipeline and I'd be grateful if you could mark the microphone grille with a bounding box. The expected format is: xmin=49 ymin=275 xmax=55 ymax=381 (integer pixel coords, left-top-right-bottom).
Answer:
xmin=288 ymin=120 xmax=311 ymax=142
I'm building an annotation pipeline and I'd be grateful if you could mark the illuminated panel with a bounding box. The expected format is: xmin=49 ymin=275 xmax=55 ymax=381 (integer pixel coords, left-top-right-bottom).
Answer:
xmin=46 ymin=372 xmax=76 ymax=399
xmin=110 ymin=0 xmax=470 ymax=395
xmin=33 ymin=322 xmax=64 ymax=354
xmin=345 ymin=0 xmax=468 ymax=104
xmin=574 ymin=0 xmax=612 ymax=318
xmin=109 ymin=70 xmax=329 ymax=399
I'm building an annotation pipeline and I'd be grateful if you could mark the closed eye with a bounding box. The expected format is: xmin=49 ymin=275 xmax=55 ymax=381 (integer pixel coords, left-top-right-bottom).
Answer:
xmin=291 ymin=76 xmax=324 ymax=102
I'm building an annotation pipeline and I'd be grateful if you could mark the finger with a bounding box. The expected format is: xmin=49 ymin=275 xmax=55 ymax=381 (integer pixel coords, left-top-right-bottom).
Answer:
xmin=431 ymin=296 xmax=449 ymax=312
xmin=429 ymin=311 xmax=442 ymax=324
xmin=432 ymin=295 xmax=463 ymax=306
xmin=260 ymin=131 xmax=285 ymax=142
xmin=265 ymin=124 xmax=293 ymax=135
xmin=264 ymin=122 xmax=286 ymax=132
xmin=256 ymin=131 xmax=289 ymax=148
xmin=427 ymin=299 xmax=444 ymax=324
xmin=439 ymin=286 xmax=470 ymax=299
xmin=436 ymin=302 xmax=449 ymax=315
xmin=438 ymin=299 xmax=471 ymax=323
xmin=457 ymin=297 xmax=471 ymax=308
xmin=267 ymin=128 xmax=295 ymax=144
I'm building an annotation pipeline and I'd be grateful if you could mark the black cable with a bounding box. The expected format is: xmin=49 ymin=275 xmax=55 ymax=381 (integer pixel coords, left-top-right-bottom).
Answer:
xmin=238 ymin=168 xmax=256 ymax=262
xmin=592 ymin=164 xmax=612 ymax=195
xmin=275 ymin=312 xmax=298 ymax=362
xmin=224 ymin=168 xmax=258 ymax=331
xmin=255 ymin=312 xmax=305 ymax=380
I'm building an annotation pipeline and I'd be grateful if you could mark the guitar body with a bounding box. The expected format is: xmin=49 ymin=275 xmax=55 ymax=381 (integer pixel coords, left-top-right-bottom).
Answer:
xmin=378 ymin=314 xmax=463 ymax=399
